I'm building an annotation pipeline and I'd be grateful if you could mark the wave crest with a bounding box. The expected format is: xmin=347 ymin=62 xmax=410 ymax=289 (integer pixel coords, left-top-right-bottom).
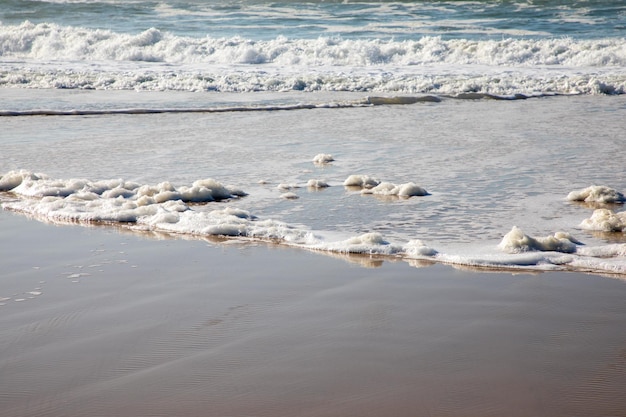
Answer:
xmin=2 ymin=22 xmax=625 ymax=94
xmin=3 ymin=22 xmax=626 ymax=67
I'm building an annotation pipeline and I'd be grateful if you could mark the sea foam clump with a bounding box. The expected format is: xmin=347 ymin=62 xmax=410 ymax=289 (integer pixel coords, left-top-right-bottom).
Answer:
xmin=280 ymin=192 xmax=299 ymax=200
xmin=145 ymin=207 xmax=254 ymax=236
xmin=498 ymin=226 xmax=583 ymax=254
xmin=312 ymin=154 xmax=334 ymax=164
xmin=343 ymin=175 xmax=381 ymax=189
xmin=361 ymin=182 xmax=428 ymax=198
xmin=404 ymin=239 xmax=438 ymax=257
xmin=579 ymin=209 xmax=626 ymax=232
xmin=0 ymin=170 xmax=244 ymax=203
xmin=0 ymin=171 xmax=326 ymax=246
xmin=567 ymin=185 xmax=625 ymax=204
xmin=307 ymin=179 xmax=330 ymax=188
xmin=277 ymin=183 xmax=300 ymax=191
xmin=315 ymin=232 xmax=403 ymax=255
xmin=136 ymin=179 xmax=245 ymax=204
xmin=0 ymin=170 xmax=47 ymax=191
xmin=0 ymin=170 xmax=245 ymax=223
xmin=140 ymin=204 xmax=320 ymax=245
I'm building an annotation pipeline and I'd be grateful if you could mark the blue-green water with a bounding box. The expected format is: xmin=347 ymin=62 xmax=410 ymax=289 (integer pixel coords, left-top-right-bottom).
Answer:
xmin=2 ymin=0 xmax=625 ymax=40
xmin=0 ymin=0 xmax=625 ymax=93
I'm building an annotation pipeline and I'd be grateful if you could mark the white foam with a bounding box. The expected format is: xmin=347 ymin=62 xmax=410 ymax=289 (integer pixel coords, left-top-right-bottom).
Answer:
xmin=498 ymin=226 xmax=583 ymax=254
xmin=307 ymin=179 xmax=330 ymax=188
xmin=343 ymin=174 xmax=380 ymax=189
xmin=567 ymin=185 xmax=625 ymax=204
xmin=3 ymin=22 xmax=625 ymax=68
xmin=361 ymin=182 xmax=428 ymax=198
xmin=2 ymin=22 xmax=625 ymax=94
xmin=0 ymin=170 xmax=243 ymax=223
xmin=210 ymin=207 xmax=256 ymax=220
xmin=436 ymin=251 xmax=574 ymax=271
xmin=2 ymin=170 xmax=626 ymax=277
xmin=579 ymin=209 xmax=626 ymax=232
xmin=403 ymin=239 xmax=438 ymax=257
xmin=280 ymin=192 xmax=299 ymax=200
xmin=0 ymin=170 xmax=46 ymax=191
xmin=312 ymin=153 xmax=334 ymax=164
xmin=577 ymin=244 xmax=626 ymax=258
xmin=277 ymin=183 xmax=300 ymax=191
xmin=313 ymin=232 xmax=403 ymax=255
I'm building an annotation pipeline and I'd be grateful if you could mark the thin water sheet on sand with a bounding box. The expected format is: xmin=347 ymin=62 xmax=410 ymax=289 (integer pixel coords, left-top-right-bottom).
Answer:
xmin=1 ymin=211 xmax=625 ymax=417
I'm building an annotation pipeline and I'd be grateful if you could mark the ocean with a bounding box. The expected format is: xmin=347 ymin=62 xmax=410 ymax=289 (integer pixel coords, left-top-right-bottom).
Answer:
xmin=1 ymin=0 xmax=625 ymax=276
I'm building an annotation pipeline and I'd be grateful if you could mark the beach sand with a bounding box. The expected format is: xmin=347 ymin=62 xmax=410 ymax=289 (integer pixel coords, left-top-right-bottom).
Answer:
xmin=1 ymin=209 xmax=626 ymax=417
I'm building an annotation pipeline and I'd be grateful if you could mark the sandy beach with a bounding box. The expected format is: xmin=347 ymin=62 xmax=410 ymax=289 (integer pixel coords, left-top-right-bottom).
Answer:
xmin=1 ymin=209 xmax=625 ymax=417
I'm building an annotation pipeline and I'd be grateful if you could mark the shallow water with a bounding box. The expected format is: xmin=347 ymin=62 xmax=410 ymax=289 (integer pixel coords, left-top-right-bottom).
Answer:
xmin=1 ymin=90 xmax=625 ymax=275
xmin=1 ymin=0 xmax=626 ymax=274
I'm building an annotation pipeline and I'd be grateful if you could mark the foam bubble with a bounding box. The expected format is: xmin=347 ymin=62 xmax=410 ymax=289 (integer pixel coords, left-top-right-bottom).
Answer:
xmin=209 ymin=207 xmax=256 ymax=220
xmin=307 ymin=179 xmax=330 ymax=188
xmin=567 ymin=185 xmax=625 ymax=204
xmin=361 ymin=182 xmax=428 ymax=197
xmin=280 ymin=192 xmax=299 ymax=200
xmin=314 ymin=232 xmax=403 ymax=255
xmin=0 ymin=170 xmax=46 ymax=191
xmin=277 ymin=183 xmax=300 ymax=191
xmin=579 ymin=209 xmax=626 ymax=232
xmin=577 ymin=244 xmax=626 ymax=258
xmin=404 ymin=239 xmax=438 ymax=257
xmin=498 ymin=226 xmax=582 ymax=253
xmin=312 ymin=154 xmax=334 ymax=164
xmin=0 ymin=170 xmax=243 ymax=223
xmin=343 ymin=174 xmax=380 ymax=189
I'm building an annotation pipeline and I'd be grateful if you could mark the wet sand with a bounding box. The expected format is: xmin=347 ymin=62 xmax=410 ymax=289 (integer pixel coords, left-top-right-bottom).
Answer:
xmin=1 ymin=210 xmax=626 ymax=417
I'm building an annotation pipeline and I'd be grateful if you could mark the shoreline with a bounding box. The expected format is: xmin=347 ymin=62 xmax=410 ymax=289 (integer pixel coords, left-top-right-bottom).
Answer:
xmin=2 ymin=209 xmax=626 ymax=416
xmin=3 ymin=202 xmax=626 ymax=280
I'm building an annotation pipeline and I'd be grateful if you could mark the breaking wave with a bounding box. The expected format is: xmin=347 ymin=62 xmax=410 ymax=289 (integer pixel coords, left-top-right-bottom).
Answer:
xmin=1 ymin=22 xmax=625 ymax=94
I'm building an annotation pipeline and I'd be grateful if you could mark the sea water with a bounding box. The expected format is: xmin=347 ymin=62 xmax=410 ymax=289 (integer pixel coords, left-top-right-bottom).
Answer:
xmin=1 ymin=0 xmax=625 ymax=275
